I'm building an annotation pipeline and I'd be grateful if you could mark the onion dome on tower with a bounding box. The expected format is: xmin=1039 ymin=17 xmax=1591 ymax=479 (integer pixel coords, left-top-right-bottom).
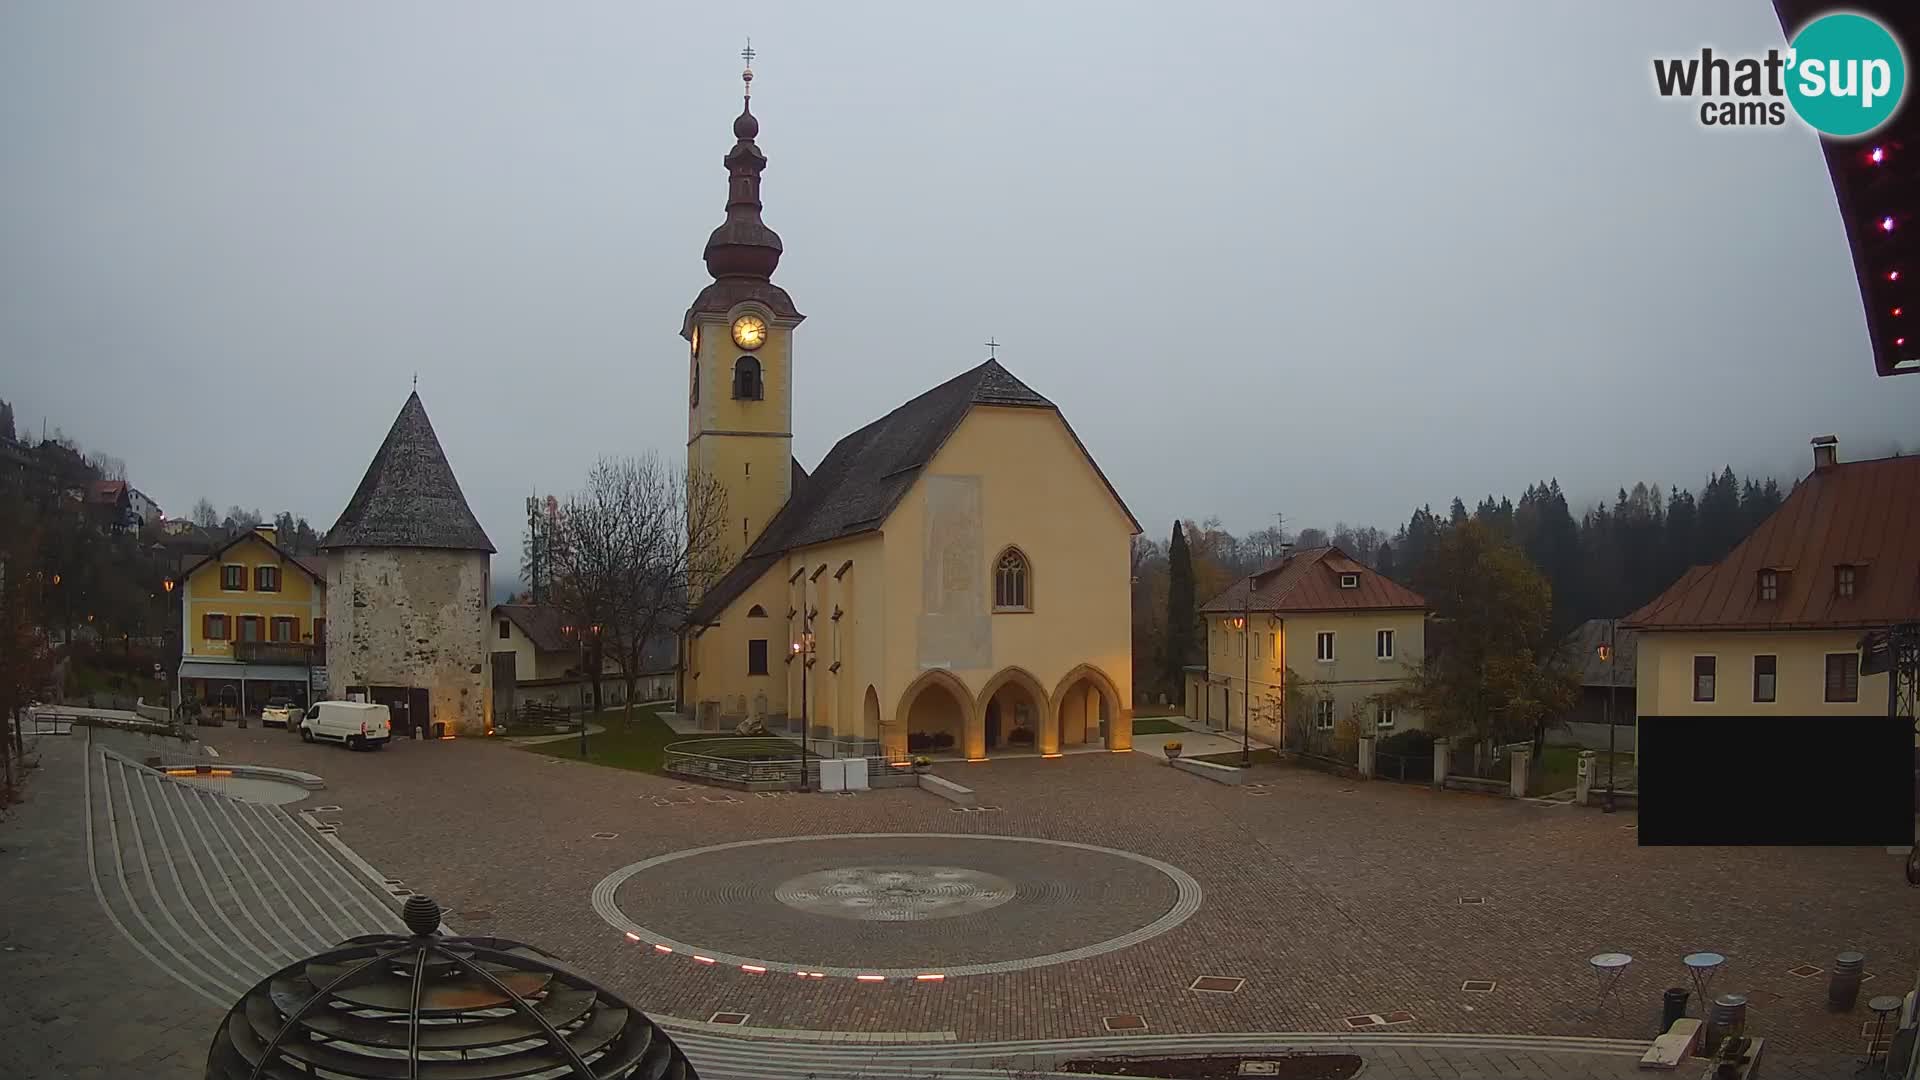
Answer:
xmin=684 ymin=42 xmax=803 ymax=330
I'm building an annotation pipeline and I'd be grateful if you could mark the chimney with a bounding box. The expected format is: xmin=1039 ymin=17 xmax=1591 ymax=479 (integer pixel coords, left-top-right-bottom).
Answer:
xmin=1811 ymin=435 xmax=1839 ymax=472
xmin=254 ymin=524 xmax=277 ymax=546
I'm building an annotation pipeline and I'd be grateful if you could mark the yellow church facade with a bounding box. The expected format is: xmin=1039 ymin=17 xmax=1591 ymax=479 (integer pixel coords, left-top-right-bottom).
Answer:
xmin=678 ymin=67 xmax=1137 ymax=761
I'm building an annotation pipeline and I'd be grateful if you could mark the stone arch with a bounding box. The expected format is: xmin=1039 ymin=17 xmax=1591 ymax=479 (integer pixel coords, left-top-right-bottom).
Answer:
xmin=893 ymin=668 xmax=977 ymax=760
xmin=1051 ymin=663 xmax=1129 ymax=751
xmin=975 ymin=666 xmax=1051 ymax=754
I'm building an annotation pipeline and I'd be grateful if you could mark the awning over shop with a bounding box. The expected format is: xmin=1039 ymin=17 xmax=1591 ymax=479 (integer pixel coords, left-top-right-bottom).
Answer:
xmin=177 ymin=661 xmax=312 ymax=682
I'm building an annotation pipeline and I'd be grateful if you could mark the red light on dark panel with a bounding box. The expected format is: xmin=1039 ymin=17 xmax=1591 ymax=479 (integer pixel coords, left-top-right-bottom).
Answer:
xmin=1883 ymin=216 xmax=1898 ymax=233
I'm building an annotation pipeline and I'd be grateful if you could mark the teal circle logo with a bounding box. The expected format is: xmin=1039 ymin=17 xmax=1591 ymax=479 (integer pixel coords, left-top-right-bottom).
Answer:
xmin=1786 ymin=13 xmax=1906 ymax=137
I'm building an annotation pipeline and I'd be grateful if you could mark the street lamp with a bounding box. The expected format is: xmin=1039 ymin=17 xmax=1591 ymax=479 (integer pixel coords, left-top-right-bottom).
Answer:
xmin=792 ymin=623 xmax=815 ymax=792
xmin=1597 ymin=620 xmax=1619 ymax=814
xmin=1231 ymin=612 xmax=1250 ymax=768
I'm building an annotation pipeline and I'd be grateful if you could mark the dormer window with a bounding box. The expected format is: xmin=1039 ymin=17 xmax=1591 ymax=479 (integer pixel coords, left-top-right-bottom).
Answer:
xmin=1835 ymin=565 xmax=1857 ymax=598
xmin=1757 ymin=570 xmax=1778 ymax=602
xmin=1339 ymin=573 xmax=1359 ymax=589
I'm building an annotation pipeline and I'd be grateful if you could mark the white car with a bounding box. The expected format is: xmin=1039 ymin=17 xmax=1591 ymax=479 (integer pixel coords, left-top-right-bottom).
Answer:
xmin=298 ymin=701 xmax=392 ymax=750
xmin=261 ymin=698 xmax=298 ymax=728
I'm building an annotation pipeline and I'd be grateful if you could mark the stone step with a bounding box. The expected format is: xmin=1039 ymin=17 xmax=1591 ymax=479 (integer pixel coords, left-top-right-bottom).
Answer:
xmin=85 ymin=744 xmax=404 ymax=1012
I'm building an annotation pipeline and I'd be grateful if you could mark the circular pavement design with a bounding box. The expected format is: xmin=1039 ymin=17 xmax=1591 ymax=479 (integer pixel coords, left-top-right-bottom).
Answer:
xmin=592 ymin=833 xmax=1204 ymax=978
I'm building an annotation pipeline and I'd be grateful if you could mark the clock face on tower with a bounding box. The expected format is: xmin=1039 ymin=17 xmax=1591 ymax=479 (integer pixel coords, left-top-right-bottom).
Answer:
xmin=731 ymin=314 xmax=767 ymax=351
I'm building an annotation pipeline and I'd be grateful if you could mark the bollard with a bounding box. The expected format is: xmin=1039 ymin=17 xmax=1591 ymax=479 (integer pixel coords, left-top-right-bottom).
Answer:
xmin=1661 ymin=987 xmax=1690 ymax=1034
xmin=1828 ymin=952 xmax=1865 ymax=1011
xmin=413 ymin=724 xmax=424 ymax=741
xmin=1704 ymin=993 xmax=1748 ymax=1053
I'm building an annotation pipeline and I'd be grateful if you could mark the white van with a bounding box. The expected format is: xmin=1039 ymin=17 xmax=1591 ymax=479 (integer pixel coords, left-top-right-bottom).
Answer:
xmin=298 ymin=701 xmax=392 ymax=750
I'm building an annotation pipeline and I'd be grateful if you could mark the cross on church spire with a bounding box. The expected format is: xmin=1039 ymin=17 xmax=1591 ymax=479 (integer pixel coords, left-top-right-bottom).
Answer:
xmin=741 ymin=37 xmax=755 ymax=99
xmin=984 ymin=337 xmax=1001 ymax=359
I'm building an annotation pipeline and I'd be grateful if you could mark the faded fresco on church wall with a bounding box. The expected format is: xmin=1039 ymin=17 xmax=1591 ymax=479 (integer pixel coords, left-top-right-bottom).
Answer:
xmin=918 ymin=474 xmax=990 ymax=671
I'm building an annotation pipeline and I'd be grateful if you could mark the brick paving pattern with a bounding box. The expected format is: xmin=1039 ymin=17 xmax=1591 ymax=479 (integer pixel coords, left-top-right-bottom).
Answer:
xmin=195 ymin=725 xmax=1917 ymax=1060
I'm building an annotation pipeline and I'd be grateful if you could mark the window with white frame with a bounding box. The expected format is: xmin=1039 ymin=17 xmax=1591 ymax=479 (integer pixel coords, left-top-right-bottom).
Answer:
xmin=1376 ymin=629 xmax=1394 ymax=659
xmin=1316 ymin=631 xmax=1335 ymax=662
xmin=1314 ymin=698 xmax=1335 ymax=730
xmin=1375 ymin=703 xmax=1395 ymax=729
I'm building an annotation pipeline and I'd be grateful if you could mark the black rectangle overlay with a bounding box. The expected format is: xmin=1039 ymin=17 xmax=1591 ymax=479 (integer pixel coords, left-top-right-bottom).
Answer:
xmin=1637 ymin=716 xmax=1914 ymax=846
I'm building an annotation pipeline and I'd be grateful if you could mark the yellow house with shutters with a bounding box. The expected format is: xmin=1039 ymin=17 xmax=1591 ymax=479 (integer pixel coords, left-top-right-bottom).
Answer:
xmin=677 ymin=76 xmax=1138 ymax=762
xmin=1192 ymin=545 xmax=1430 ymax=748
xmin=175 ymin=526 xmax=328 ymax=718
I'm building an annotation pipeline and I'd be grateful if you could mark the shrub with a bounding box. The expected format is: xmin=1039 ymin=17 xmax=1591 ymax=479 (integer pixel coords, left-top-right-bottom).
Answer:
xmin=1377 ymin=729 xmax=1436 ymax=758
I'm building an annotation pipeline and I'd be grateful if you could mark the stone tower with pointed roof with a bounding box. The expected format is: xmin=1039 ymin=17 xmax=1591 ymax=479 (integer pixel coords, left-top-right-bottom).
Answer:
xmin=321 ymin=392 xmax=495 ymax=736
xmin=676 ymin=59 xmax=1141 ymax=764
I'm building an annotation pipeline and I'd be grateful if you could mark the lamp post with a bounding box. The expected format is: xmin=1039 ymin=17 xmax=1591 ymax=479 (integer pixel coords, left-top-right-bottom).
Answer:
xmin=792 ymin=619 xmax=815 ymax=791
xmin=161 ymin=577 xmax=177 ymax=717
xmin=1232 ymin=609 xmax=1250 ymax=768
xmin=1597 ymin=620 xmax=1618 ymax=814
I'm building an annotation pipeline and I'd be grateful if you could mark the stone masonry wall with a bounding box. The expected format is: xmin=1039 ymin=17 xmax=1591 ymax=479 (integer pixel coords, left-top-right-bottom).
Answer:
xmin=326 ymin=547 xmax=490 ymax=735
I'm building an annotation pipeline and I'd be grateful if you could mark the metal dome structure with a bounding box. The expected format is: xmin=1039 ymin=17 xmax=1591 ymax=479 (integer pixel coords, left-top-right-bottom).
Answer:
xmin=206 ymin=896 xmax=698 ymax=1079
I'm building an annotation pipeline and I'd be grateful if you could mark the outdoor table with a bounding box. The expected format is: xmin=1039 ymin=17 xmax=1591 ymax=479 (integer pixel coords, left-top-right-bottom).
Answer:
xmin=1682 ymin=951 xmax=1726 ymax=1017
xmin=1589 ymin=952 xmax=1633 ymax=1016
xmin=1865 ymin=994 xmax=1903 ymax=1074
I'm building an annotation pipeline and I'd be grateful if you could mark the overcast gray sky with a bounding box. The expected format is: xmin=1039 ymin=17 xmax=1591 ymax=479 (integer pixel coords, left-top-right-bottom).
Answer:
xmin=3 ymin=1 xmax=1914 ymax=571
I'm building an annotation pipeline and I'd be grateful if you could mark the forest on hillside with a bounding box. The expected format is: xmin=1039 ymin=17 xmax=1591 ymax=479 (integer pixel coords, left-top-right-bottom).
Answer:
xmin=1131 ymin=466 xmax=1799 ymax=701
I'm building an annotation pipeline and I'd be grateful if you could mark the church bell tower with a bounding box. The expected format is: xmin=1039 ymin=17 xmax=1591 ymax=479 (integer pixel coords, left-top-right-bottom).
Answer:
xmin=683 ymin=43 xmax=804 ymax=555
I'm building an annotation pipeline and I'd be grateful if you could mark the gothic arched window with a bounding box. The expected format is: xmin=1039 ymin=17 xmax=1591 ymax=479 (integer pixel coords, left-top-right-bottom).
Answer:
xmin=993 ymin=547 xmax=1031 ymax=612
xmin=747 ymin=604 xmax=767 ymax=618
xmin=733 ymin=356 xmax=763 ymax=400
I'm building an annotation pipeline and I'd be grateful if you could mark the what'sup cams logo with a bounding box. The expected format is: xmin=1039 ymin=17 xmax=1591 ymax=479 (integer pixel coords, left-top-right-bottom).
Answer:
xmin=1654 ymin=11 xmax=1906 ymax=137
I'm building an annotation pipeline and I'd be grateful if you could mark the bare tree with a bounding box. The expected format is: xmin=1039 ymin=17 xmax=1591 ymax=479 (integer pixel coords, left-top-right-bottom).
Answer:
xmin=549 ymin=455 xmax=731 ymax=725
xmin=608 ymin=460 xmax=731 ymax=716
xmin=190 ymin=498 xmax=220 ymax=528
xmin=87 ymin=453 xmax=126 ymax=482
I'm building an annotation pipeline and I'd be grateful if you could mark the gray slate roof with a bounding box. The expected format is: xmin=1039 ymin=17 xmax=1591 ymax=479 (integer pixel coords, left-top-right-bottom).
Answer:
xmin=321 ymin=392 xmax=496 ymax=553
xmin=1560 ymin=618 xmax=1638 ymax=687
xmin=688 ymin=358 xmax=1137 ymax=624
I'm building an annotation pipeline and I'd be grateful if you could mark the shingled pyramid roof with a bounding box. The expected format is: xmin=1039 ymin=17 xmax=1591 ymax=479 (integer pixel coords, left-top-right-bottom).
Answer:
xmin=689 ymin=358 xmax=1137 ymax=623
xmin=321 ymin=392 xmax=495 ymax=553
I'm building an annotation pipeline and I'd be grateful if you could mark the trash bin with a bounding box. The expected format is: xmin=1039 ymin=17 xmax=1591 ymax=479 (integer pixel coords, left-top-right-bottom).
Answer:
xmin=432 ymin=722 xmax=446 ymax=740
xmin=1828 ymin=951 xmax=1865 ymax=1011
xmin=1661 ymin=987 xmax=1690 ymax=1034
xmin=1705 ymin=993 xmax=1748 ymax=1052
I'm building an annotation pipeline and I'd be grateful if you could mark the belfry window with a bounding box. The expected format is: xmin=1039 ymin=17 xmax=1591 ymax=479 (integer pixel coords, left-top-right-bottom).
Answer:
xmin=733 ymin=356 xmax=763 ymax=400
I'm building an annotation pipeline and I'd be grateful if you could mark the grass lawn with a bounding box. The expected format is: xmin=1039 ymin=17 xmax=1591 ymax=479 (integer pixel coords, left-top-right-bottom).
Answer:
xmin=1536 ymin=746 xmax=1633 ymax=794
xmin=524 ymin=707 xmax=783 ymax=774
xmin=1132 ymin=717 xmax=1187 ymax=735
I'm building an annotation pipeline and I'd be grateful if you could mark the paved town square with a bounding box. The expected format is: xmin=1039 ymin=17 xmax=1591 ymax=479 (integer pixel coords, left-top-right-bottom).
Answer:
xmin=6 ymin=722 xmax=1914 ymax=1077
xmin=151 ymin=723 xmax=1917 ymax=1066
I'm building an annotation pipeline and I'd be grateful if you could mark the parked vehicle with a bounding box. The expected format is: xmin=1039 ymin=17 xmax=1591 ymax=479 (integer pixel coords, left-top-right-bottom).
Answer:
xmin=297 ymin=701 xmax=392 ymax=750
xmin=261 ymin=698 xmax=298 ymax=728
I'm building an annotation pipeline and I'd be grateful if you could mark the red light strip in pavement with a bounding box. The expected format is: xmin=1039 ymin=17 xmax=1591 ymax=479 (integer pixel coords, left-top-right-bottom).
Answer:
xmin=618 ymin=933 xmax=945 ymax=983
